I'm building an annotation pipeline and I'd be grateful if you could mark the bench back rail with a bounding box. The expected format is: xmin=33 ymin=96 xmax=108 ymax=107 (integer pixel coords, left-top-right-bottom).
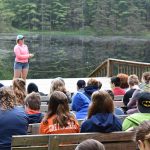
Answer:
xmin=12 ymin=131 xmax=136 ymax=150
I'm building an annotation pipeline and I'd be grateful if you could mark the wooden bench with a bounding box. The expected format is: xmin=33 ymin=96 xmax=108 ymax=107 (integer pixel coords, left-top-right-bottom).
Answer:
xmin=114 ymin=95 xmax=124 ymax=101
xmin=40 ymin=96 xmax=49 ymax=104
xmin=113 ymin=100 xmax=125 ymax=108
xmin=40 ymin=104 xmax=48 ymax=113
xmin=11 ymin=131 xmax=136 ymax=150
xmin=27 ymin=123 xmax=40 ymax=135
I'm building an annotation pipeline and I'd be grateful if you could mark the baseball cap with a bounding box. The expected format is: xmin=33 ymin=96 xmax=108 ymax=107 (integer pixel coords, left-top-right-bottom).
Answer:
xmin=138 ymin=92 xmax=150 ymax=113
xmin=16 ymin=35 xmax=24 ymax=40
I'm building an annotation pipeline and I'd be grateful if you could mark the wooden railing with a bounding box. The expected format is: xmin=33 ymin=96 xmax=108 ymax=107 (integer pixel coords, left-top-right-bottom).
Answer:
xmin=88 ymin=58 xmax=150 ymax=80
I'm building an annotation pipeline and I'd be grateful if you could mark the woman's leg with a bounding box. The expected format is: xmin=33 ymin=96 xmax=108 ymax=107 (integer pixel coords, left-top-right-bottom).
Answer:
xmin=22 ymin=68 xmax=29 ymax=81
xmin=13 ymin=69 xmax=22 ymax=79
xmin=22 ymin=63 xmax=29 ymax=81
xmin=13 ymin=62 xmax=22 ymax=79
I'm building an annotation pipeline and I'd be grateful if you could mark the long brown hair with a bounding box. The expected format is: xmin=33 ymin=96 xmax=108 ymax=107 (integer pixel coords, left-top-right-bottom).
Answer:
xmin=43 ymin=91 xmax=75 ymax=127
xmin=13 ymin=78 xmax=26 ymax=105
xmin=0 ymin=87 xmax=16 ymax=110
xmin=88 ymin=90 xmax=114 ymax=119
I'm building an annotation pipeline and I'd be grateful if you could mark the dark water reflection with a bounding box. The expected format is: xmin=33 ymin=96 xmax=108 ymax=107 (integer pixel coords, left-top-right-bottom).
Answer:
xmin=0 ymin=34 xmax=150 ymax=79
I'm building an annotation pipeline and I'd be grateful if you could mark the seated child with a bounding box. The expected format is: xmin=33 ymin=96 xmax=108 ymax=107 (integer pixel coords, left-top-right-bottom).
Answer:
xmin=40 ymin=91 xmax=79 ymax=134
xmin=25 ymin=92 xmax=44 ymax=124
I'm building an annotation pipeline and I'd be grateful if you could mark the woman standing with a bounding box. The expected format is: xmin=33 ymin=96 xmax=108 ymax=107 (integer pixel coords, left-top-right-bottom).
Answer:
xmin=13 ymin=34 xmax=34 ymax=81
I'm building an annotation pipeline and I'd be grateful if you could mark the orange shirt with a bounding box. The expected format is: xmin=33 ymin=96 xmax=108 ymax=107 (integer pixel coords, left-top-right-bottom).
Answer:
xmin=39 ymin=115 xmax=80 ymax=134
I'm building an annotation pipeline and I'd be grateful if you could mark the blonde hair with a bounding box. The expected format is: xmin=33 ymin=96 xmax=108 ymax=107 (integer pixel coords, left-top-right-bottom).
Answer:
xmin=50 ymin=78 xmax=67 ymax=95
xmin=13 ymin=78 xmax=26 ymax=105
xmin=0 ymin=87 xmax=16 ymax=110
xmin=128 ymin=74 xmax=139 ymax=86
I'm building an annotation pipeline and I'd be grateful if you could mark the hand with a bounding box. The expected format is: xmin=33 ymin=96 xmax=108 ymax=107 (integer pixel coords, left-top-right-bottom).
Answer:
xmin=29 ymin=54 xmax=34 ymax=58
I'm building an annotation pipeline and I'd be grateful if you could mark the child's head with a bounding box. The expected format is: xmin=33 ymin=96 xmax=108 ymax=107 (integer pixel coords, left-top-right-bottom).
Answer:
xmin=27 ymin=82 xmax=39 ymax=94
xmin=128 ymin=74 xmax=139 ymax=87
xmin=50 ymin=78 xmax=66 ymax=95
xmin=43 ymin=91 xmax=74 ymax=127
xmin=75 ymin=139 xmax=105 ymax=150
xmin=110 ymin=76 xmax=121 ymax=88
xmin=135 ymin=121 xmax=150 ymax=150
xmin=48 ymin=91 xmax=69 ymax=115
xmin=117 ymin=73 xmax=129 ymax=89
xmin=0 ymin=86 xmax=16 ymax=110
xmin=13 ymin=78 xmax=26 ymax=105
xmin=88 ymin=90 xmax=114 ymax=119
xmin=25 ymin=92 xmax=41 ymax=111
xmin=142 ymin=72 xmax=150 ymax=84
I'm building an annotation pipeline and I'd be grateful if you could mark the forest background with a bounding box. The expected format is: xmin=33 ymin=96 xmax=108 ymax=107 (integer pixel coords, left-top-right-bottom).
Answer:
xmin=0 ymin=0 xmax=150 ymax=79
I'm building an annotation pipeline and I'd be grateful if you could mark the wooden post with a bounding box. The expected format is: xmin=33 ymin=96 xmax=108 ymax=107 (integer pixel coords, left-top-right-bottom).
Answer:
xmin=107 ymin=59 xmax=110 ymax=77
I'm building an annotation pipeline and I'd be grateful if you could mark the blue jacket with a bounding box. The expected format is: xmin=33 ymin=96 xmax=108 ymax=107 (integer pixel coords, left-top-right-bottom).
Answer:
xmin=71 ymin=92 xmax=90 ymax=119
xmin=0 ymin=107 xmax=29 ymax=150
xmin=80 ymin=113 xmax=122 ymax=133
xmin=27 ymin=113 xmax=44 ymax=124
xmin=84 ymin=85 xmax=99 ymax=100
xmin=115 ymin=107 xmax=124 ymax=115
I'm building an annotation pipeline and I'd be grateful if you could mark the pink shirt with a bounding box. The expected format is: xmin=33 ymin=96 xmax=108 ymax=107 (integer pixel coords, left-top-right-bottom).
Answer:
xmin=14 ymin=44 xmax=29 ymax=63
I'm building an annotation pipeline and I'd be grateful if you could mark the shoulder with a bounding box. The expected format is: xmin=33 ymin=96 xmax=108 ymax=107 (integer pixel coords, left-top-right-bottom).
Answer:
xmin=81 ymin=119 xmax=91 ymax=127
xmin=14 ymin=44 xmax=19 ymax=50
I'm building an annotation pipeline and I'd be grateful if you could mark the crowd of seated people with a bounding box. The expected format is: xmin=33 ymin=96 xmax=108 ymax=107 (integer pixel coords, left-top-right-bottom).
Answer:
xmin=0 ymin=71 xmax=150 ymax=150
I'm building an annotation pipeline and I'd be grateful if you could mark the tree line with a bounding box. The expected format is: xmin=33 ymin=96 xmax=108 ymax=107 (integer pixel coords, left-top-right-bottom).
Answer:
xmin=0 ymin=0 xmax=150 ymax=34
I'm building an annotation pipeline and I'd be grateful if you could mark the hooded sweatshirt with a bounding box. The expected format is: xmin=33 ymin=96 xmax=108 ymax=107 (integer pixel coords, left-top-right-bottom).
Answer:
xmin=80 ymin=113 xmax=122 ymax=133
xmin=72 ymin=92 xmax=90 ymax=119
xmin=26 ymin=108 xmax=44 ymax=124
xmin=27 ymin=113 xmax=44 ymax=124
xmin=83 ymin=85 xmax=99 ymax=100
xmin=0 ymin=107 xmax=28 ymax=150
